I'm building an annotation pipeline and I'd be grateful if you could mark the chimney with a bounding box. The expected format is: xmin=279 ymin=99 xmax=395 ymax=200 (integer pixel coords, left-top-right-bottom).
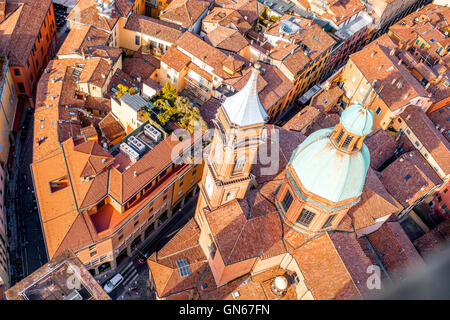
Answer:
xmin=391 ymin=78 xmax=397 ymax=85
xmin=133 ymin=171 xmax=138 ymax=177
xmin=398 ymin=59 xmax=402 ymax=66
xmin=370 ymin=51 xmax=376 ymax=58
xmin=389 ymin=48 xmax=395 ymax=56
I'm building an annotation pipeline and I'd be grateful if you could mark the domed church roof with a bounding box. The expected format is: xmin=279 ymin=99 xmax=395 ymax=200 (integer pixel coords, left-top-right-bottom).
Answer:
xmin=340 ymin=103 xmax=374 ymax=136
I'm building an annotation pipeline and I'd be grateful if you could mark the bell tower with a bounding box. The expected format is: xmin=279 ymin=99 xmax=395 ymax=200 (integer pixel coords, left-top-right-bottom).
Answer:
xmin=195 ymin=64 xmax=268 ymax=223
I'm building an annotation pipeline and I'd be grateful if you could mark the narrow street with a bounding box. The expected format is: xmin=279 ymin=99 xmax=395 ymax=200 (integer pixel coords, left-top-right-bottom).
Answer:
xmin=5 ymin=105 xmax=48 ymax=285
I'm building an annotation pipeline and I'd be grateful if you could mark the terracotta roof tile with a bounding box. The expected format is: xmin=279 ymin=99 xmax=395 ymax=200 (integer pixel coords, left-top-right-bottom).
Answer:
xmin=204 ymin=26 xmax=249 ymax=53
xmin=160 ymin=0 xmax=210 ymax=29
xmin=400 ymin=105 xmax=450 ymax=175
xmin=427 ymin=108 xmax=450 ymax=145
xmin=367 ymin=221 xmax=426 ymax=281
xmin=328 ymin=232 xmax=376 ymax=297
xmin=349 ymin=35 xmax=430 ymax=112
xmin=205 ymin=191 xmax=285 ymax=265
xmin=98 ymin=113 xmax=125 ymax=143
xmin=292 ymin=233 xmax=362 ymax=300
xmin=380 ymin=150 xmax=442 ymax=208
xmin=348 ymin=168 xmax=401 ymax=232
xmin=148 ymin=219 xmax=208 ymax=298
xmin=365 ymin=129 xmax=397 ymax=170
xmin=124 ymin=14 xmax=183 ymax=44
xmin=160 ymin=45 xmax=190 ymax=72
xmin=0 ymin=0 xmax=52 ymax=66
xmin=175 ymin=32 xmax=245 ymax=79
xmin=67 ymin=0 xmax=130 ymax=32
xmin=58 ymin=24 xmax=110 ymax=57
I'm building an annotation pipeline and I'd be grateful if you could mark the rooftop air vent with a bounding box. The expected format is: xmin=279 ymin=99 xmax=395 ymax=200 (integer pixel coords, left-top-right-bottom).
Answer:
xmin=120 ymin=142 xmax=140 ymax=163
xmin=144 ymin=124 xmax=161 ymax=142
xmin=128 ymin=136 xmax=146 ymax=155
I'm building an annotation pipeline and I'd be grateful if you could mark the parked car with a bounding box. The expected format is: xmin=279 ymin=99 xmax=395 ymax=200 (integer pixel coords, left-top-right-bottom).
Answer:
xmin=103 ymin=274 xmax=124 ymax=293
xmin=137 ymin=252 xmax=150 ymax=264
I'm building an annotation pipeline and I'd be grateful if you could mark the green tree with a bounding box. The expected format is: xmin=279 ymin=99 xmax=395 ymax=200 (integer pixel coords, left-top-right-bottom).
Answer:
xmin=156 ymin=95 xmax=206 ymax=133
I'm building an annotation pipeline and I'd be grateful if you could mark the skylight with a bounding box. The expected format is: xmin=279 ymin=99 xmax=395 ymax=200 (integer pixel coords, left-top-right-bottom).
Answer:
xmin=176 ymin=259 xmax=191 ymax=277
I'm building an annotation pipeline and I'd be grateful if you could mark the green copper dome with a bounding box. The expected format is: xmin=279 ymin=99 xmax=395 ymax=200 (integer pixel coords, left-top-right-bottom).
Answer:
xmin=340 ymin=103 xmax=374 ymax=136
xmin=289 ymin=104 xmax=373 ymax=204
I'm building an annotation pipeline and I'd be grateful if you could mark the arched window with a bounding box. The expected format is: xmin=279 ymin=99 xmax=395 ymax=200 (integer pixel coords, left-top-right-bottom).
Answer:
xmin=336 ymin=129 xmax=344 ymax=143
xmin=233 ymin=155 xmax=246 ymax=173
xmin=342 ymin=135 xmax=353 ymax=150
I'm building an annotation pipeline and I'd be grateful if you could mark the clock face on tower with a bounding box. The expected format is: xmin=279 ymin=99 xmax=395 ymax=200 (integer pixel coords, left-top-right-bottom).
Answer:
xmin=205 ymin=175 xmax=213 ymax=198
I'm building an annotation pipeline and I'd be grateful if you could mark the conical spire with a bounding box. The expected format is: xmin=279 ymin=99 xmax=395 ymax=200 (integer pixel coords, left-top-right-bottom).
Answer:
xmin=222 ymin=63 xmax=268 ymax=127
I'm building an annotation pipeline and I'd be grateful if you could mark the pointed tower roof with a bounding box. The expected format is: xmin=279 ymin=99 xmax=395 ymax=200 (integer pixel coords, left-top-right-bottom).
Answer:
xmin=222 ymin=64 xmax=268 ymax=127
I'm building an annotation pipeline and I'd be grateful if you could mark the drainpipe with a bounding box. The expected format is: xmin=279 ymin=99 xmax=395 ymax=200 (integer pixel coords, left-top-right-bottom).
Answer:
xmin=363 ymin=235 xmax=393 ymax=283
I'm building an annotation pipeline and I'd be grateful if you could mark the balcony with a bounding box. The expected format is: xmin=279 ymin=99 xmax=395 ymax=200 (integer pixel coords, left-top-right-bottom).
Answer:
xmin=184 ymin=76 xmax=211 ymax=97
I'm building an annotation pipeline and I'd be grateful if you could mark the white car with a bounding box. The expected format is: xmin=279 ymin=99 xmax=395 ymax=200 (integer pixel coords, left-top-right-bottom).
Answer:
xmin=103 ymin=274 xmax=124 ymax=294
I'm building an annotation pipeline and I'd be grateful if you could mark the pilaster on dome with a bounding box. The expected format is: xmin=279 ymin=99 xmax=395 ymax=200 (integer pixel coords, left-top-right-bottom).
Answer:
xmin=222 ymin=63 xmax=268 ymax=127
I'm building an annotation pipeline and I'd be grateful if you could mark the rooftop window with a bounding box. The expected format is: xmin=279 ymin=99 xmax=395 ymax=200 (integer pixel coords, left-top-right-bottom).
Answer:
xmin=49 ymin=176 xmax=69 ymax=193
xmin=404 ymin=174 xmax=411 ymax=181
xmin=176 ymin=258 xmax=191 ymax=277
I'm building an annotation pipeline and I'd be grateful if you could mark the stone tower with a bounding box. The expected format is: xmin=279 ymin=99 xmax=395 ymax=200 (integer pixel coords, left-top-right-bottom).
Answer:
xmin=195 ymin=64 xmax=268 ymax=225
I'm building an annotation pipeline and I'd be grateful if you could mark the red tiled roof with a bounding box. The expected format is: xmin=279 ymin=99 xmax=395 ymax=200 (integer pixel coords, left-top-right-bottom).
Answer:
xmin=367 ymin=221 xmax=425 ymax=281
xmin=175 ymin=32 xmax=245 ymax=79
xmin=0 ymin=0 xmax=52 ymax=66
xmin=292 ymin=233 xmax=362 ymax=300
xmin=380 ymin=151 xmax=442 ymax=208
xmin=124 ymin=14 xmax=183 ymax=44
xmin=364 ymin=129 xmax=397 ymax=170
xmin=205 ymin=190 xmax=285 ymax=265
xmin=427 ymin=107 xmax=450 ymax=143
xmin=348 ymin=168 xmax=401 ymax=231
xmin=148 ymin=219 xmax=208 ymax=298
xmin=160 ymin=45 xmax=190 ymax=72
xmin=349 ymin=35 xmax=429 ymax=112
xmin=400 ymin=105 xmax=450 ymax=175
xmin=67 ymin=0 xmax=131 ymax=32
xmin=160 ymin=0 xmax=210 ymax=28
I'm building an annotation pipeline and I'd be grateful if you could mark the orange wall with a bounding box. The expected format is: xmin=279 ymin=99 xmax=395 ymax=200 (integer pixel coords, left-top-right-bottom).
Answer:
xmin=10 ymin=4 xmax=57 ymax=98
